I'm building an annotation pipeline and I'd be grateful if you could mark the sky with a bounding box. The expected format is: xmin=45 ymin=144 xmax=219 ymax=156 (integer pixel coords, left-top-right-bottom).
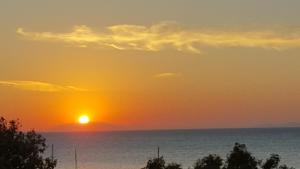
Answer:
xmin=1 ymin=0 xmax=300 ymax=131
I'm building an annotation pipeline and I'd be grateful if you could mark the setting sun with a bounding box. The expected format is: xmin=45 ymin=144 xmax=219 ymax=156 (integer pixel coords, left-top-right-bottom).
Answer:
xmin=78 ymin=115 xmax=90 ymax=124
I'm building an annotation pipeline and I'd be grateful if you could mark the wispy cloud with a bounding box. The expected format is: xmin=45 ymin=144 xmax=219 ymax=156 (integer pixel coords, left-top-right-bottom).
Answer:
xmin=154 ymin=73 xmax=182 ymax=79
xmin=0 ymin=81 xmax=88 ymax=92
xmin=17 ymin=22 xmax=300 ymax=53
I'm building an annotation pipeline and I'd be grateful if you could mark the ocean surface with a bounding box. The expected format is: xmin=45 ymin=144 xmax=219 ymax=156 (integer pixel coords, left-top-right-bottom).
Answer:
xmin=43 ymin=128 xmax=300 ymax=169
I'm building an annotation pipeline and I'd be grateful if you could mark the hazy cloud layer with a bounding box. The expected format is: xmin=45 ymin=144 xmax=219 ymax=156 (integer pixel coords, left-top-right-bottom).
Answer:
xmin=154 ymin=73 xmax=182 ymax=78
xmin=17 ymin=22 xmax=300 ymax=53
xmin=0 ymin=81 xmax=88 ymax=92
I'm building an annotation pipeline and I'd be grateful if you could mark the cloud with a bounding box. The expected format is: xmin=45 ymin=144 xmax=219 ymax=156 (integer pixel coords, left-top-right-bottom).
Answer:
xmin=0 ymin=81 xmax=88 ymax=92
xmin=17 ymin=22 xmax=300 ymax=53
xmin=154 ymin=72 xmax=182 ymax=79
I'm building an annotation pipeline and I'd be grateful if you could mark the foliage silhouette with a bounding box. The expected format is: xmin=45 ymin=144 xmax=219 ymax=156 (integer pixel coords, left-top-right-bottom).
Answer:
xmin=224 ymin=143 xmax=259 ymax=169
xmin=260 ymin=154 xmax=294 ymax=169
xmin=142 ymin=143 xmax=294 ymax=169
xmin=278 ymin=165 xmax=295 ymax=169
xmin=0 ymin=117 xmax=57 ymax=169
xmin=143 ymin=156 xmax=166 ymax=169
xmin=194 ymin=154 xmax=223 ymax=169
xmin=261 ymin=154 xmax=280 ymax=169
xmin=166 ymin=162 xmax=183 ymax=169
xmin=142 ymin=156 xmax=182 ymax=169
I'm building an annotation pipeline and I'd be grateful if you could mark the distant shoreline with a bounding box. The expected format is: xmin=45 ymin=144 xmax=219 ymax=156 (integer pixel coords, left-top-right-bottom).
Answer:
xmin=40 ymin=126 xmax=300 ymax=134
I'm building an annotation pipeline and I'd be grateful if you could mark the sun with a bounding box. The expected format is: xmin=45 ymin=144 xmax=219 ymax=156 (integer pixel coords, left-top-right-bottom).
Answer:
xmin=78 ymin=115 xmax=90 ymax=124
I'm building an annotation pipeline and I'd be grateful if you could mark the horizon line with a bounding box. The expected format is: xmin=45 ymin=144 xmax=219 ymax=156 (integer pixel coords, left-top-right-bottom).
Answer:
xmin=39 ymin=126 xmax=300 ymax=133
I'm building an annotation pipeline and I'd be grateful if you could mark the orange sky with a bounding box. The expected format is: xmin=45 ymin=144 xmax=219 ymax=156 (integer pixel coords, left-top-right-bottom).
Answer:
xmin=1 ymin=0 xmax=300 ymax=131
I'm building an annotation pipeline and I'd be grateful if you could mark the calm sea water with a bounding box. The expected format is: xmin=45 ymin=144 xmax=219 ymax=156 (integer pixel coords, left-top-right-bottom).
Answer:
xmin=43 ymin=128 xmax=300 ymax=169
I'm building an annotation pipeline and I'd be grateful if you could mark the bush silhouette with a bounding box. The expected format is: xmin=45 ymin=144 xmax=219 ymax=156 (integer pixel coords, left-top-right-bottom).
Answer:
xmin=260 ymin=154 xmax=294 ymax=169
xmin=261 ymin=154 xmax=280 ymax=169
xmin=143 ymin=156 xmax=166 ymax=169
xmin=194 ymin=154 xmax=223 ymax=169
xmin=142 ymin=143 xmax=294 ymax=169
xmin=166 ymin=162 xmax=183 ymax=169
xmin=278 ymin=165 xmax=295 ymax=169
xmin=224 ymin=143 xmax=259 ymax=169
xmin=0 ymin=117 xmax=57 ymax=169
xmin=142 ymin=156 xmax=182 ymax=169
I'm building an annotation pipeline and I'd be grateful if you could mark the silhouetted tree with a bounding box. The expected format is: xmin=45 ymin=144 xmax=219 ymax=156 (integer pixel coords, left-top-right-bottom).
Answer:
xmin=142 ymin=143 xmax=295 ymax=169
xmin=166 ymin=162 xmax=182 ymax=169
xmin=261 ymin=154 xmax=295 ymax=169
xmin=143 ymin=157 xmax=166 ymax=169
xmin=279 ymin=165 xmax=295 ymax=169
xmin=0 ymin=117 xmax=57 ymax=169
xmin=224 ymin=143 xmax=258 ymax=169
xmin=261 ymin=154 xmax=280 ymax=169
xmin=194 ymin=154 xmax=223 ymax=169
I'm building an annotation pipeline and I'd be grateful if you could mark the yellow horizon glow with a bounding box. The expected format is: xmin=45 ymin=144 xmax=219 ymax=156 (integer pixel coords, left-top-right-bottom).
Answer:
xmin=78 ymin=115 xmax=90 ymax=124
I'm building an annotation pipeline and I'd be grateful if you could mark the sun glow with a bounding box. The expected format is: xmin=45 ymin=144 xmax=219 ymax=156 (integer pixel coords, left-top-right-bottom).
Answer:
xmin=78 ymin=115 xmax=90 ymax=124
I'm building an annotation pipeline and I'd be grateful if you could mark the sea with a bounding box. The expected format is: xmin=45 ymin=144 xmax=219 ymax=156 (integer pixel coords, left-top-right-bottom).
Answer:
xmin=43 ymin=128 xmax=300 ymax=169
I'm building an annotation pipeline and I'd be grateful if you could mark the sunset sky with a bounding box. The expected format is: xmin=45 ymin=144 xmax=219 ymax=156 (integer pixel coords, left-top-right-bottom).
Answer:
xmin=1 ymin=0 xmax=300 ymax=131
